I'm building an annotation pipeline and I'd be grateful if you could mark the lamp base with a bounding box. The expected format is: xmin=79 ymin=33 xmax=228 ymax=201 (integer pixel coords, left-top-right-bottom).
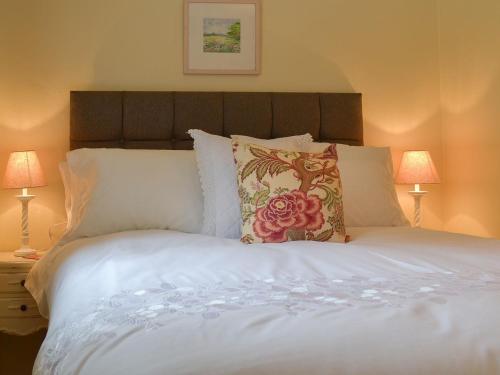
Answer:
xmin=14 ymin=248 xmax=38 ymax=257
xmin=408 ymin=190 xmax=428 ymax=228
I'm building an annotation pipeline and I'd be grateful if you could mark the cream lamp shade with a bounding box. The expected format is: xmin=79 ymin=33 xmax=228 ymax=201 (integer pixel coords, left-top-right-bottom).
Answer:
xmin=395 ymin=150 xmax=439 ymax=229
xmin=3 ymin=150 xmax=46 ymax=189
xmin=395 ymin=150 xmax=440 ymax=185
xmin=2 ymin=150 xmax=46 ymax=257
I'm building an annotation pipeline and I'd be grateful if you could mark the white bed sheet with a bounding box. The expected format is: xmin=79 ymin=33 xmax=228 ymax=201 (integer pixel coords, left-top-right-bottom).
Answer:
xmin=26 ymin=227 xmax=500 ymax=375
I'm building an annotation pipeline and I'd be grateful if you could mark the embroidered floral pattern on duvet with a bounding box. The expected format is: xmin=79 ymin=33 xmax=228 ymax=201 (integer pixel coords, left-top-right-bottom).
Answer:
xmin=34 ymin=270 xmax=500 ymax=374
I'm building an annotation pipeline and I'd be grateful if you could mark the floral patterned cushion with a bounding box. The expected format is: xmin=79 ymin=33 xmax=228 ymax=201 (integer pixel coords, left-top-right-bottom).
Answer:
xmin=232 ymin=141 xmax=347 ymax=244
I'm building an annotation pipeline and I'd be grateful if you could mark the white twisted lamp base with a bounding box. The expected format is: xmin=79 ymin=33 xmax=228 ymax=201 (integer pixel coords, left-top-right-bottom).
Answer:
xmin=409 ymin=184 xmax=427 ymax=228
xmin=14 ymin=190 xmax=37 ymax=257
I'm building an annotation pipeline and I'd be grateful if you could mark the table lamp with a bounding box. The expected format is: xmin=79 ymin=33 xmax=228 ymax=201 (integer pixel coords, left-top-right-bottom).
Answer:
xmin=2 ymin=151 xmax=46 ymax=257
xmin=396 ymin=150 xmax=440 ymax=227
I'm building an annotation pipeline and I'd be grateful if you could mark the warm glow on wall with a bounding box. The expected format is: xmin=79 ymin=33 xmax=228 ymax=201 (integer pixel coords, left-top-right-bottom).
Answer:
xmin=0 ymin=0 xmax=447 ymax=251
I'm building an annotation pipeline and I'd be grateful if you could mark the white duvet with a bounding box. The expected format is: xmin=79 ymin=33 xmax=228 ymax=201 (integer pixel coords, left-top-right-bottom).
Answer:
xmin=27 ymin=227 xmax=500 ymax=375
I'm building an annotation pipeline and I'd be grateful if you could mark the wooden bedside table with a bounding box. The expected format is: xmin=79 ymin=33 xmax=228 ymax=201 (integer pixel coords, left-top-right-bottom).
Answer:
xmin=0 ymin=252 xmax=48 ymax=335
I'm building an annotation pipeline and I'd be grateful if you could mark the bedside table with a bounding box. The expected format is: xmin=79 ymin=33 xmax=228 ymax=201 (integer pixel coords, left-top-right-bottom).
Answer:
xmin=0 ymin=252 xmax=48 ymax=335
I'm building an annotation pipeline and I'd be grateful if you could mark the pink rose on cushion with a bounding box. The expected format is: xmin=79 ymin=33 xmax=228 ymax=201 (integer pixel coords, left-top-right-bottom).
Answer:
xmin=253 ymin=190 xmax=324 ymax=243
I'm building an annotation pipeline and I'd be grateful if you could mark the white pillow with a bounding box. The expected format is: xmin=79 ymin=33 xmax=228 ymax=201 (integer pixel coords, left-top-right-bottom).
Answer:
xmin=58 ymin=148 xmax=204 ymax=244
xmin=188 ymin=130 xmax=313 ymax=239
xmin=304 ymin=143 xmax=409 ymax=227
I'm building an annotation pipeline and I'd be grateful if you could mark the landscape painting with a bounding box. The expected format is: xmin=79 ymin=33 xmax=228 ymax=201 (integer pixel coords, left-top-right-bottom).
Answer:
xmin=184 ymin=0 xmax=260 ymax=74
xmin=203 ymin=18 xmax=241 ymax=53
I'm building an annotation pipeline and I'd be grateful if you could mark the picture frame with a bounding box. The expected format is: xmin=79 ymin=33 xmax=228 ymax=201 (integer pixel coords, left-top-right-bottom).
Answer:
xmin=183 ymin=0 xmax=261 ymax=75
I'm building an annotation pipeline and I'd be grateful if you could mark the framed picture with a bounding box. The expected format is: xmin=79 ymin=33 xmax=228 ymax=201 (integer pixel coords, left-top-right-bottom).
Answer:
xmin=184 ymin=0 xmax=261 ymax=75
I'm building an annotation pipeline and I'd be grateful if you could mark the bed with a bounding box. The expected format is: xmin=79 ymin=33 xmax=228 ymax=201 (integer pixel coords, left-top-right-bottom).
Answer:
xmin=26 ymin=91 xmax=500 ymax=375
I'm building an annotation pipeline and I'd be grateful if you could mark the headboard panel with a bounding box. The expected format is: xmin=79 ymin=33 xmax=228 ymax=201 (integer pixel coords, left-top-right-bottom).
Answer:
xmin=70 ymin=91 xmax=363 ymax=150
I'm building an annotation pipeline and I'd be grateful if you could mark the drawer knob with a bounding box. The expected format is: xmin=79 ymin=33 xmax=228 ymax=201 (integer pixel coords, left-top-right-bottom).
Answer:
xmin=20 ymin=304 xmax=28 ymax=312
xmin=20 ymin=279 xmax=26 ymax=287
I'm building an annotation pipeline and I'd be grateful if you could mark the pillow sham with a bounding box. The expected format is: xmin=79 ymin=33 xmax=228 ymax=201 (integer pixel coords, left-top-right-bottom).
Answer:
xmin=59 ymin=160 xmax=91 ymax=234
xmin=232 ymin=141 xmax=347 ymax=244
xmin=59 ymin=161 xmax=72 ymax=227
xmin=188 ymin=130 xmax=313 ymax=239
xmin=58 ymin=148 xmax=204 ymax=245
xmin=304 ymin=143 xmax=409 ymax=227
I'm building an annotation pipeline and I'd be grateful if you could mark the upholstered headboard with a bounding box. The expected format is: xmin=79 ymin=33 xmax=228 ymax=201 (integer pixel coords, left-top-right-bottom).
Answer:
xmin=70 ymin=91 xmax=363 ymax=150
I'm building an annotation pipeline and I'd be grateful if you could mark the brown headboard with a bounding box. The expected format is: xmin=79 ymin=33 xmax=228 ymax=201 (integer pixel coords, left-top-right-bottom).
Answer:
xmin=70 ymin=91 xmax=363 ymax=150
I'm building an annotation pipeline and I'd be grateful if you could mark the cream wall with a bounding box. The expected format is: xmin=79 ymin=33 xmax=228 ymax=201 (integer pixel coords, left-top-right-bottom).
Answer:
xmin=0 ymin=0 xmax=444 ymax=251
xmin=438 ymin=0 xmax=500 ymax=238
